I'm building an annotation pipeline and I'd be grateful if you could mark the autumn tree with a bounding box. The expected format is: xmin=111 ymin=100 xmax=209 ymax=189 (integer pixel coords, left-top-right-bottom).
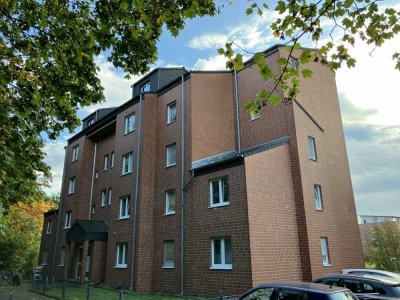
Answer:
xmin=364 ymin=221 xmax=400 ymax=272
xmin=0 ymin=193 xmax=58 ymax=273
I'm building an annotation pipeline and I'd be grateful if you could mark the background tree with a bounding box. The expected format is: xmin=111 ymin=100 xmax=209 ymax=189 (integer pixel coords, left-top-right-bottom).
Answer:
xmin=364 ymin=221 xmax=400 ymax=272
xmin=0 ymin=193 xmax=58 ymax=273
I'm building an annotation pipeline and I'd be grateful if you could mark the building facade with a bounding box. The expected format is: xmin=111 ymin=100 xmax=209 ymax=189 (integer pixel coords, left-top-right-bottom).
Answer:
xmin=39 ymin=45 xmax=364 ymax=296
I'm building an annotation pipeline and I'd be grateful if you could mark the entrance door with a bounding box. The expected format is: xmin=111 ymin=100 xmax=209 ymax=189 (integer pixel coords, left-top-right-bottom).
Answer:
xmin=75 ymin=246 xmax=83 ymax=280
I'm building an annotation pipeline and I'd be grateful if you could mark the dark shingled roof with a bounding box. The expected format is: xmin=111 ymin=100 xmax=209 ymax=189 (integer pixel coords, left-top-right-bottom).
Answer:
xmin=66 ymin=220 xmax=109 ymax=242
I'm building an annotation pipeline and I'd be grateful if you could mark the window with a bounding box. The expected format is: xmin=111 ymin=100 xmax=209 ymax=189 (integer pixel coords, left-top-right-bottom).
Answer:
xmin=140 ymin=82 xmax=150 ymax=93
xmin=68 ymin=176 xmax=76 ymax=194
xmin=210 ymin=177 xmax=229 ymax=207
xmin=250 ymin=111 xmax=260 ymax=121
xmin=116 ymin=243 xmax=128 ymax=268
xmin=46 ymin=220 xmax=52 ymax=234
xmin=289 ymin=57 xmax=299 ymax=70
xmin=65 ymin=211 xmax=72 ymax=229
xmin=314 ymin=185 xmax=323 ymax=211
xmin=101 ymin=190 xmax=106 ymax=207
xmin=163 ymin=241 xmax=175 ymax=268
xmin=278 ymin=289 xmax=308 ymax=300
xmin=108 ymin=188 xmax=112 ymax=205
xmin=104 ymin=154 xmax=109 ymax=171
xmin=122 ymin=153 xmax=133 ymax=175
xmin=111 ymin=152 xmax=115 ymax=168
xmin=320 ymin=237 xmax=331 ymax=266
xmin=72 ymin=145 xmax=79 ymax=162
xmin=91 ymin=205 xmax=95 ymax=214
xmin=59 ymin=248 xmax=66 ymax=266
xmin=124 ymin=113 xmax=135 ymax=134
xmin=119 ymin=196 xmax=130 ymax=219
xmin=165 ymin=189 xmax=176 ymax=215
xmin=166 ymin=143 xmax=176 ymax=167
xmin=95 ymin=171 xmax=98 ymax=178
xmin=87 ymin=117 xmax=95 ymax=126
xmin=42 ymin=250 xmax=48 ymax=265
xmin=167 ymin=102 xmax=177 ymax=124
xmin=211 ymin=238 xmax=232 ymax=269
xmin=308 ymin=136 xmax=317 ymax=160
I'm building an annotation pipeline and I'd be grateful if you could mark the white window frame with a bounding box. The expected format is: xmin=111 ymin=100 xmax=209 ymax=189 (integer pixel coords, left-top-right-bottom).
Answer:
xmin=250 ymin=111 xmax=261 ymax=121
xmin=166 ymin=143 xmax=176 ymax=167
xmin=210 ymin=177 xmax=229 ymax=207
xmin=289 ymin=57 xmax=299 ymax=70
xmin=314 ymin=184 xmax=323 ymax=211
xmin=104 ymin=154 xmax=109 ymax=171
xmin=163 ymin=241 xmax=175 ymax=268
xmin=72 ymin=145 xmax=79 ymax=162
xmin=91 ymin=205 xmax=95 ymax=214
xmin=167 ymin=102 xmax=177 ymax=124
xmin=46 ymin=220 xmax=52 ymax=234
xmin=124 ymin=113 xmax=135 ymax=135
xmin=68 ymin=176 xmax=75 ymax=194
xmin=116 ymin=243 xmax=128 ymax=268
xmin=308 ymin=136 xmax=317 ymax=161
xmin=111 ymin=152 xmax=115 ymax=168
xmin=42 ymin=250 xmax=48 ymax=265
xmin=320 ymin=237 xmax=331 ymax=266
xmin=140 ymin=82 xmax=150 ymax=93
xmin=64 ymin=211 xmax=72 ymax=229
xmin=101 ymin=190 xmax=106 ymax=207
xmin=122 ymin=153 xmax=133 ymax=175
xmin=108 ymin=188 xmax=112 ymax=205
xmin=165 ymin=189 xmax=176 ymax=215
xmin=87 ymin=117 xmax=95 ymax=126
xmin=59 ymin=247 xmax=66 ymax=266
xmin=119 ymin=196 xmax=130 ymax=219
xmin=211 ymin=238 xmax=232 ymax=270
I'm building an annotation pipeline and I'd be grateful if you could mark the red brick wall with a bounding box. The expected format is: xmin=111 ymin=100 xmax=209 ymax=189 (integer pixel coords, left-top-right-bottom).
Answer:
xmin=244 ymin=143 xmax=303 ymax=285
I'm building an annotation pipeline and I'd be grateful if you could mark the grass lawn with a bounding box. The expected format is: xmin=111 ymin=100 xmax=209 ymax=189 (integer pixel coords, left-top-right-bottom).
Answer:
xmin=34 ymin=284 xmax=216 ymax=300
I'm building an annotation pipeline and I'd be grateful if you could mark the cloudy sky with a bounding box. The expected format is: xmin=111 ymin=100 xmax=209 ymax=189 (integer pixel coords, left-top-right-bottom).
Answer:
xmin=44 ymin=1 xmax=400 ymax=217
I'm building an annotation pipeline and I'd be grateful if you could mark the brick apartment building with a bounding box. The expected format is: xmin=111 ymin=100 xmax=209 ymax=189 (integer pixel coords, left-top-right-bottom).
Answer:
xmin=39 ymin=45 xmax=364 ymax=296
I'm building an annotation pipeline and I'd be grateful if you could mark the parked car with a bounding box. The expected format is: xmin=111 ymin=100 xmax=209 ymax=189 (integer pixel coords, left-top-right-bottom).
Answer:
xmin=237 ymin=282 xmax=357 ymax=300
xmin=314 ymin=274 xmax=400 ymax=299
xmin=341 ymin=269 xmax=400 ymax=281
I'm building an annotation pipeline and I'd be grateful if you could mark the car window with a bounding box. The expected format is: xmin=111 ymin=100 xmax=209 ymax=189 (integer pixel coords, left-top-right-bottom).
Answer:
xmin=242 ymin=287 xmax=274 ymax=300
xmin=329 ymin=290 xmax=358 ymax=300
xmin=277 ymin=289 xmax=308 ymax=300
xmin=344 ymin=279 xmax=378 ymax=294
xmin=317 ymin=278 xmax=341 ymax=286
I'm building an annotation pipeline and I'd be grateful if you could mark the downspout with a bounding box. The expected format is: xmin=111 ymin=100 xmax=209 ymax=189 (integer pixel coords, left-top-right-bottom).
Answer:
xmin=50 ymin=146 xmax=68 ymax=278
xmin=180 ymin=75 xmax=185 ymax=295
xmin=234 ymin=70 xmax=241 ymax=154
xmin=88 ymin=142 xmax=97 ymax=219
xmin=130 ymin=92 xmax=143 ymax=291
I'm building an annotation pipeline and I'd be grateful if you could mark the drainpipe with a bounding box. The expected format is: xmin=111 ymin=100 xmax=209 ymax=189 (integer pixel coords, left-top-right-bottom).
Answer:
xmin=180 ymin=75 xmax=185 ymax=295
xmin=234 ymin=70 xmax=241 ymax=154
xmin=88 ymin=142 xmax=97 ymax=220
xmin=130 ymin=92 xmax=143 ymax=291
xmin=51 ymin=146 xmax=68 ymax=278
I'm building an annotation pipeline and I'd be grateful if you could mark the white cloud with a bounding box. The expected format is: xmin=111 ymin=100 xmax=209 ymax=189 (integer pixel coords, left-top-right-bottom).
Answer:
xmin=43 ymin=141 xmax=67 ymax=195
xmin=193 ymin=54 xmax=228 ymax=70
xmin=188 ymin=33 xmax=228 ymax=50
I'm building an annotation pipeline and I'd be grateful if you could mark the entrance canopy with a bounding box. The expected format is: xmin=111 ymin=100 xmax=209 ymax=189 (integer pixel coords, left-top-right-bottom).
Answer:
xmin=66 ymin=220 xmax=109 ymax=242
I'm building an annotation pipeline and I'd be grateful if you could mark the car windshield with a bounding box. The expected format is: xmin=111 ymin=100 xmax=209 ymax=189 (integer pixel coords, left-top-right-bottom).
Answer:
xmin=329 ymin=291 xmax=358 ymax=300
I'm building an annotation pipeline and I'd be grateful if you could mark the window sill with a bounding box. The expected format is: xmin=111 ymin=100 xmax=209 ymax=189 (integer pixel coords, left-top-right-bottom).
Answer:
xmin=64 ymin=227 xmax=71 ymax=230
xmin=114 ymin=265 xmax=127 ymax=269
xmin=323 ymin=263 xmax=332 ymax=267
xmin=118 ymin=216 xmax=130 ymax=220
xmin=310 ymin=158 xmax=318 ymax=162
xmin=166 ymin=163 xmax=176 ymax=168
xmin=67 ymin=192 xmax=74 ymax=195
xmin=58 ymin=265 xmax=64 ymax=267
xmin=166 ymin=120 xmax=176 ymax=126
xmin=210 ymin=265 xmax=232 ymax=270
xmin=121 ymin=171 xmax=133 ymax=177
xmin=100 ymin=205 xmax=106 ymax=208
xmin=46 ymin=232 xmax=51 ymax=235
xmin=104 ymin=169 xmax=108 ymax=172
xmin=41 ymin=263 xmax=47 ymax=266
xmin=250 ymin=116 xmax=261 ymax=121
xmin=164 ymin=212 xmax=176 ymax=216
xmin=209 ymin=202 xmax=230 ymax=209
xmin=316 ymin=208 xmax=324 ymax=212
xmin=123 ymin=130 xmax=135 ymax=136
xmin=162 ymin=266 xmax=175 ymax=269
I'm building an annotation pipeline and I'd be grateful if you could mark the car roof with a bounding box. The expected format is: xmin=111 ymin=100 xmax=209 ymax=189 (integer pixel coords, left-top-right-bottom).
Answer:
xmin=342 ymin=269 xmax=400 ymax=279
xmin=253 ymin=282 xmax=348 ymax=293
xmin=317 ymin=274 xmax=400 ymax=285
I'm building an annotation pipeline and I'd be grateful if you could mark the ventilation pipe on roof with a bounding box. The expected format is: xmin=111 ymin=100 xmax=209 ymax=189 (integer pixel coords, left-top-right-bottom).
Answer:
xmin=130 ymin=92 xmax=143 ymax=291
xmin=234 ymin=70 xmax=241 ymax=154
xmin=50 ymin=146 xmax=68 ymax=279
xmin=180 ymin=74 xmax=185 ymax=296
